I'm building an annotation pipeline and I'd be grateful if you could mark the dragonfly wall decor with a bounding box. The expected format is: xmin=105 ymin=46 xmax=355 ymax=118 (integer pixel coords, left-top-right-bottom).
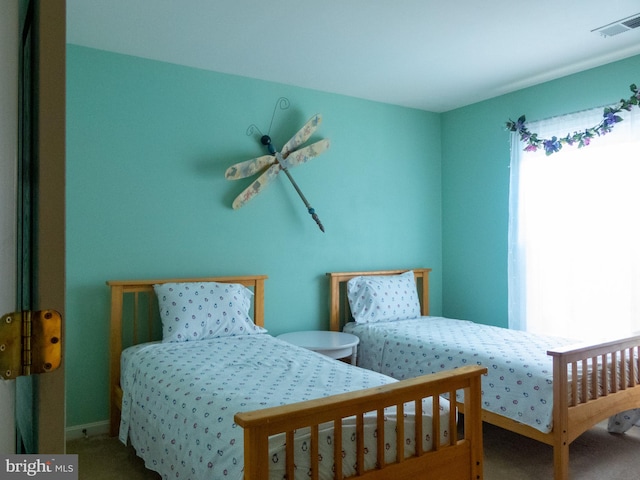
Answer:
xmin=225 ymin=104 xmax=330 ymax=232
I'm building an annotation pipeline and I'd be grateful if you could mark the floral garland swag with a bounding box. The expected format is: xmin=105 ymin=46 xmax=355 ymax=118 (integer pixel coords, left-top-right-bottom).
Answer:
xmin=507 ymin=83 xmax=639 ymax=155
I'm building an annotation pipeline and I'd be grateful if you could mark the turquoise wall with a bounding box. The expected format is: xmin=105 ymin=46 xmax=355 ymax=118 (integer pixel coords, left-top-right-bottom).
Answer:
xmin=66 ymin=45 xmax=443 ymax=427
xmin=441 ymin=54 xmax=640 ymax=328
xmin=66 ymin=43 xmax=640 ymax=429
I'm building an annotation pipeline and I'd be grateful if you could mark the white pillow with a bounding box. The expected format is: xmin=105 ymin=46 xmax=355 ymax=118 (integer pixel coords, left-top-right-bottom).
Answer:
xmin=154 ymin=282 xmax=267 ymax=342
xmin=347 ymin=271 xmax=420 ymax=323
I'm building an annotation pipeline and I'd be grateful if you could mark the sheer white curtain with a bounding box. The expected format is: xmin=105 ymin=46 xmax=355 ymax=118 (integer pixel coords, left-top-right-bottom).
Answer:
xmin=508 ymin=106 xmax=640 ymax=341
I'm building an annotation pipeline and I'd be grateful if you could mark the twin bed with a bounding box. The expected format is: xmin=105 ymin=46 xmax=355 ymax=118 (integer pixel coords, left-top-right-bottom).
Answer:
xmin=327 ymin=268 xmax=640 ymax=480
xmin=108 ymin=275 xmax=486 ymax=480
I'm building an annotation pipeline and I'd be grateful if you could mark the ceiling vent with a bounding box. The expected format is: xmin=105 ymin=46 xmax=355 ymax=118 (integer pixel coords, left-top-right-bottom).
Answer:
xmin=592 ymin=13 xmax=640 ymax=37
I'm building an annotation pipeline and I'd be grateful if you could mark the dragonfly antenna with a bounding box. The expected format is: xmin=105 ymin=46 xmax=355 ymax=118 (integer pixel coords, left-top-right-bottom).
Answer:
xmin=267 ymin=97 xmax=290 ymax=136
xmin=246 ymin=97 xmax=290 ymax=138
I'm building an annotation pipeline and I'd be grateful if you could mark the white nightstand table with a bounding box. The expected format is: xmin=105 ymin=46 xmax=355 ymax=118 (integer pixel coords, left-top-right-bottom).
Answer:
xmin=277 ymin=331 xmax=359 ymax=365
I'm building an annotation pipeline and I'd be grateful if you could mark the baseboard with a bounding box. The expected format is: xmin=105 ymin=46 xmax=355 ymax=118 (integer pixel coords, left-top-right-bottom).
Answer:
xmin=65 ymin=420 xmax=110 ymax=441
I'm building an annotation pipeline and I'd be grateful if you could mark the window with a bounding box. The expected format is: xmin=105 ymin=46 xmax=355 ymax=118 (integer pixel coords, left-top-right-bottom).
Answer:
xmin=508 ymin=106 xmax=640 ymax=341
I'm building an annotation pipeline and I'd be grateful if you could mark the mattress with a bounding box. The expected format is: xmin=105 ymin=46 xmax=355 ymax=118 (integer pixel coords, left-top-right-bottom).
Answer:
xmin=344 ymin=316 xmax=577 ymax=433
xmin=119 ymin=334 xmax=452 ymax=479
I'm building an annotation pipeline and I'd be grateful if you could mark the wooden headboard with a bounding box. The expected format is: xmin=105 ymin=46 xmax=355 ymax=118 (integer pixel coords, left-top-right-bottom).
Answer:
xmin=106 ymin=274 xmax=267 ymax=436
xmin=326 ymin=268 xmax=431 ymax=331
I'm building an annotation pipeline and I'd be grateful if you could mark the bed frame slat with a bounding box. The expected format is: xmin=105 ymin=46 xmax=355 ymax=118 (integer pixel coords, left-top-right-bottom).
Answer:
xmin=448 ymin=390 xmax=457 ymax=445
xmin=580 ymin=359 xmax=588 ymax=405
xmin=396 ymin=403 xmax=405 ymax=463
xmin=311 ymin=424 xmax=320 ymax=480
xmin=602 ymin=353 xmax=609 ymax=398
xmin=623 ymin=349 xmax=630 ymax=389
xmin=283 ymin=430 xmax=293 ymax=478
xmin=630 ymin=347 xmax=637 ymax=387
xmin=356 ymin=413 xmax=365 ymax=475
xmin=376 ymin=408 xmax=384 ymax=468
xmin=334 ymin=419 xmax=343 ymax=479
xmin=432 ymin=395 xmax=441 ymax=451
xmin=570 ymin=362 xmax=578 ymax=407
xmin=414 ymin=398 xmax=423 ymax=456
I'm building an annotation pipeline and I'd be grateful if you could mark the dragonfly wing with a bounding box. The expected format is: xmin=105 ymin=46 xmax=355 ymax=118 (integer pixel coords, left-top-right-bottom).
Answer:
xmin=281 ymin=114 xmax=322 ymax=157
xmin=279 ymin=139 xmax=330 ymax=169
xmin=225 ymin=155 xmax=275 ymax=180
xmin=231 ymin=163 xmax=282 ymax=209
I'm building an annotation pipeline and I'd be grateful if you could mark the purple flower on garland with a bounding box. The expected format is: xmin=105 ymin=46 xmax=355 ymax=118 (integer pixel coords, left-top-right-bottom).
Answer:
xmin=603 ymin=111 xmax=621 ymax=127
xmin=543 ymin=137 xmax=561 ymax=155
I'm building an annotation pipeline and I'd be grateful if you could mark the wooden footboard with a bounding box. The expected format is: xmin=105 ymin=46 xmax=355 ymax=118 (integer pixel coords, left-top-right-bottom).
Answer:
xmin=235 ymin=365 xmax=486 ymax=480
xmin=474 ymin=335 xmax=640 ymax=480
xmin=548 ymin=334 xmax=640 ymax=480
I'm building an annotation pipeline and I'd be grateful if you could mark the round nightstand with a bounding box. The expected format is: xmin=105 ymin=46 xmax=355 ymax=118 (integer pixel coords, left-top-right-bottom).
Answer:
xmin=276 ymin=331 xmax=359 ymax=365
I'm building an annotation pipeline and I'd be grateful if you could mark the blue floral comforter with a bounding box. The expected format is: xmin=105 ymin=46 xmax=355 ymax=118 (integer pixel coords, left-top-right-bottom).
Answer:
xmin=345 ymin=316 xmax=576 ymax=433
xmin=119 ymin=334 xmax=452 ymax=479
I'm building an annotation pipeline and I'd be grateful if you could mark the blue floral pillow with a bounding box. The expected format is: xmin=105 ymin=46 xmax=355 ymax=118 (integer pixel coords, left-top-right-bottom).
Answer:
xmin=347 ymin=271 xmax=420 ymax=323
xmin=154 ymin=282 xmax=267 ymax=342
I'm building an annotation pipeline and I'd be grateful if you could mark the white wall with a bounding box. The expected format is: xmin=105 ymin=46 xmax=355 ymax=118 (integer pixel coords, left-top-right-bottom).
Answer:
xmin=0 ymin=0 xmax=19 ymax=454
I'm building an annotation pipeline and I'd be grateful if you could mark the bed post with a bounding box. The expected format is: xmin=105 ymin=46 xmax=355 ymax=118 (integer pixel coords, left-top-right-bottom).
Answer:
xmin=242 ymin=425 xmax=270 ymax=480
xmin=252 ymin=276 xmax=266 ymax=328
xmin=109 ymin=283 xmax=124 ymax=437
xmin=466 ymin=371 xmax=484 ymax=480
xmin=328 ymin=274 xmax=340 ymax=331
xmin=414 ymin=268 xmax=430 ymax=316
xmin=551 ymin=351 xmax=569 ymax=480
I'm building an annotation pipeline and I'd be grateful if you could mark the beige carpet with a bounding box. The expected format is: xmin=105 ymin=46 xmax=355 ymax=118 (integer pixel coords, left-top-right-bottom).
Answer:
xmin=482 ymin=421 xmax=640 ymax=479
xmin=67 ymin=421 xmax=640 ymax=479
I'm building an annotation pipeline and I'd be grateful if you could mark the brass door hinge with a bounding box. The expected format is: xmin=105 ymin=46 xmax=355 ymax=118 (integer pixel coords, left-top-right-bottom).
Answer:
xmin=0 ymin=310 xmax=61 ymax=379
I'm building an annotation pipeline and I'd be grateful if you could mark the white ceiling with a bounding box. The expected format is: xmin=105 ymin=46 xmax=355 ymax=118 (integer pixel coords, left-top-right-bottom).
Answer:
xmin=66 ymin=0 xmax=640 ymax=112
